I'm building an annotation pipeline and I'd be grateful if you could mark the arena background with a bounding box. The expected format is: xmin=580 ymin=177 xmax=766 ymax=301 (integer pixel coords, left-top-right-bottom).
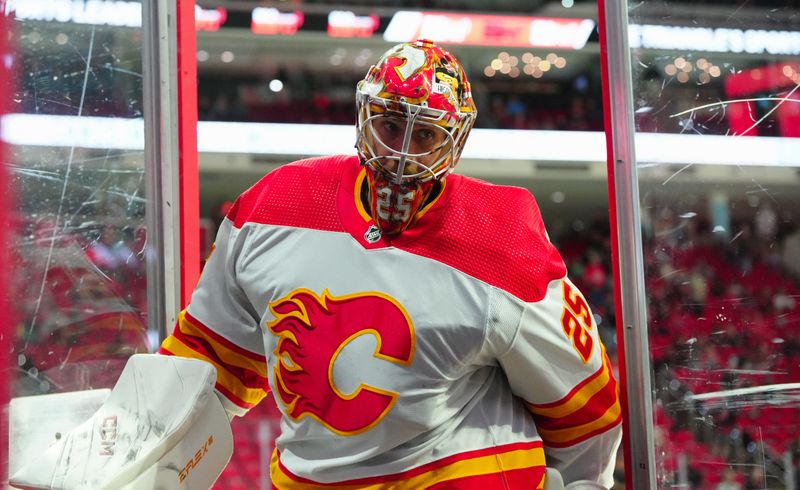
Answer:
xmin=2 ymin=0 xmax=799 ymax=488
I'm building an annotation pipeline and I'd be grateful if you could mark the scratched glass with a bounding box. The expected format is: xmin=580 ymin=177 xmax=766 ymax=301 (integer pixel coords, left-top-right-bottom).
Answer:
xmin=4 ymin=8 xmax=150 ymax=404
xmin=629 ymin=1 xmax=800 ymax=487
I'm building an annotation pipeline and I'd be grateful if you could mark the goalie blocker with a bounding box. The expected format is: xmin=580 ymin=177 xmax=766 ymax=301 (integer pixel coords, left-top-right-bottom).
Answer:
xmin=9 ymin=354 xmax=234 ymax=490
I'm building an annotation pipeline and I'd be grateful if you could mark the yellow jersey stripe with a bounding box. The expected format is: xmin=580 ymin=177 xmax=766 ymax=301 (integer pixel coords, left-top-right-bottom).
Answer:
xmin=177 ymin=310 xmax=269 ymax=377
xmin=528 ymin=355 xmax=612 ymax=419
xmin=537 ymin=398 xmax=622 ymax=446
xmin=271 ymin=445 xmax=546 ymax=489
xmin=161 ymin=336 xmax=269 ymax=406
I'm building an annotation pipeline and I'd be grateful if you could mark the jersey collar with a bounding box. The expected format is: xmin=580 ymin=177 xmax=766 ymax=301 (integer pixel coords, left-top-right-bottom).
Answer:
xmin=337 ymin=158 xmax=455 ymax=249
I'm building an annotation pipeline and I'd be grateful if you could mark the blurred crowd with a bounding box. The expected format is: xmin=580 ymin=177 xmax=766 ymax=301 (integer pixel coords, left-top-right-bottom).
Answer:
xmin=10 ymin=219 xmax=150 ymax=396
xmin=18 ymin=33 xmax=791 ymax=138
xmin=541 ymin=201 xmax=800 ymax=489
xmin=640 ymin=205 xmax=800 ymax=489
xmin=197 ymin=72 xmax=606 ymax=132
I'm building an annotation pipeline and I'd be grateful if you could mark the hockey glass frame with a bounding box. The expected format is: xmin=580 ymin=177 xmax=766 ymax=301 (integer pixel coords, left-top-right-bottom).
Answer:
xmin=601 ymin=0 xmax=800 ymax=487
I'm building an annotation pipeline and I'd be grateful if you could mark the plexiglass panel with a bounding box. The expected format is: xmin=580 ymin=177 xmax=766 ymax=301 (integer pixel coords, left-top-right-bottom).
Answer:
xmin=629 ymin=2 xmax=800 ymax=488
xmin=3 ymin=9 xmax=150 ymax=404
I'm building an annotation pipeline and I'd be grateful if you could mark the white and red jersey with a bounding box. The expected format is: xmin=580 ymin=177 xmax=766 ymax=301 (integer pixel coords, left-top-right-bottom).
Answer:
xmin=160 ymin=155 xmax=621 ymax=489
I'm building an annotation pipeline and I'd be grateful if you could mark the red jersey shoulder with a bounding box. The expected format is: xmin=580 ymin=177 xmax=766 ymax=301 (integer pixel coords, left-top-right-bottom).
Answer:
xmin=401 ymin=174 xmax=566 ymax=303
xmin=226 ymin=155 xmax=358 ymax=231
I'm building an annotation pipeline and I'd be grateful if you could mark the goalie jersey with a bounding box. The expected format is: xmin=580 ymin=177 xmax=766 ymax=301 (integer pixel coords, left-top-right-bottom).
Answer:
xmin=160 ymin=155 xmax=622 ymax=488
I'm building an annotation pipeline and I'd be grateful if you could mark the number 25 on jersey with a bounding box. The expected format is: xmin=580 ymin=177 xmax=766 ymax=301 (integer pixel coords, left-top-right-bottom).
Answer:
xmin=560 ymin=281 xmax=594 ymax=363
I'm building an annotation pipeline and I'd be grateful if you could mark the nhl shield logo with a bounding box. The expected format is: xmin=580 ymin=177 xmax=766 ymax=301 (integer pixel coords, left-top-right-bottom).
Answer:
xmin=364 ymin=225 xmax=382 ymax=243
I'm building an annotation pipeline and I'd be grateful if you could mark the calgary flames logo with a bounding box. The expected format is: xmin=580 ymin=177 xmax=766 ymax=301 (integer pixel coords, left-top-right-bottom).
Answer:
xmin=267 ymin=289 xmax=415 ymax=435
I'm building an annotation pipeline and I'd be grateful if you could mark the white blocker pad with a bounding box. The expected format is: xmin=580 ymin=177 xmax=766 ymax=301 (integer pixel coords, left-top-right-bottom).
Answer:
xmin=9 ymin=388 xmax=111 ymax=478
xmin=10 ymin=354 xmax=234 ymax=490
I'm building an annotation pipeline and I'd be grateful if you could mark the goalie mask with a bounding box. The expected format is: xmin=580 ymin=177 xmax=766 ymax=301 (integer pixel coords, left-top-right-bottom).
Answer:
xmin=356 ymin=39 xmax=477 ymax=235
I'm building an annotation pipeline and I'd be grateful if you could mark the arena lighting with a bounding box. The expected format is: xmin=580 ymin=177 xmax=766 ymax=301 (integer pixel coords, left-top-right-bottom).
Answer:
xmin=629 ymin=24 xmax=800 ymax=55
xmin=725 ymin=62 xmax=800 ymax=97
xmin=3 ymin=0 xmax=141 ymax=27
xmin=1 ymin=114 xmax=145 ymax=150
xmin=4 ymin=0 xmax=228 ymax=31
xmin=268 ymin=79 xmax=284 ymax=92
xmin=486 ymin=52 xmax=567 ymax=78
xmin=195 ymin=5 xmax=227 ymax=32
xmin=384 ymin=11 xmax=595 ymax=50
xmin=327 ymin=10 xmax=379 ymax=38
xmin=251 ymin=7 xmax=304 ymax=36
xmin=2 ymin=114 xmax=800 ymax=167
xmin=723 ymin=62 xmax=800 ymax=138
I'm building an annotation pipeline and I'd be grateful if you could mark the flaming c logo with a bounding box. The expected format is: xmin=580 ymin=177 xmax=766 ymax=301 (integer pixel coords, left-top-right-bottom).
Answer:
xmin=267 ymin=288 xmax=415 ymax=435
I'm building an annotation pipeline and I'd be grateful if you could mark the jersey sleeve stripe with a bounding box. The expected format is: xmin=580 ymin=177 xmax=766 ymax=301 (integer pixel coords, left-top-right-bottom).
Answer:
xmin=526 ymin=351 xmax=614 ymax=418
xmin=168 ymin=319 xmax=268 ymax=388
xmin=159 ymin=336 xmax=269 ymax=408
xmin=182 ymin=310 xmax=267 ymax=366
xmin=158 ymin=346 xmax=257 ymax=410
xmin=535 ymin=402 xmax=622 ymax=448
xmin=532 ymin=375 xmax=618 ymax=431
xmin=524 ymin=351 xmax=621 ymax=447
xmin=271 ymin=441 xmax=545 ymax=489
xmin=213 ymin=380 xmax=259 ymax=410
xmin=529 ymin=353 xmax=618 ymax=430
